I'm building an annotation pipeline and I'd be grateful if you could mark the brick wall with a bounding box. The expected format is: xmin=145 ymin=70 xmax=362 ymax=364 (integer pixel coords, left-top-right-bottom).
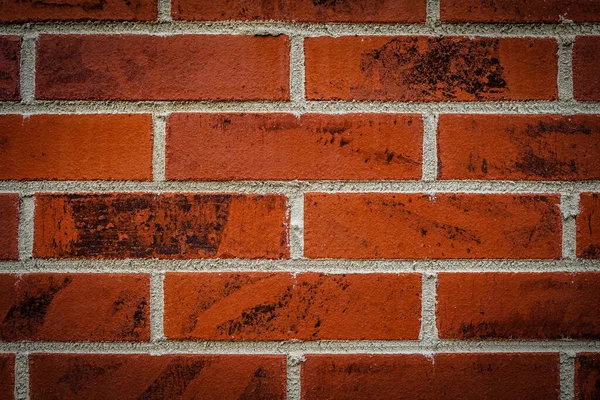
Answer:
xmin=0 ymin=0 xmax=599 ymax=399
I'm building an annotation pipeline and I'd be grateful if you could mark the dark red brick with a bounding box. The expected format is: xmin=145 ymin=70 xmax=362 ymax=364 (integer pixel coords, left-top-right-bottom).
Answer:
xmin=574 ymin=37 xmax=600 ymax=102
xmin=576 ymin=353 xmax=600 ymax=400
xmin=0 ymin=354 xmax=14 ymax=400
xmin=0 ymin=36 xmax=19 ymax=101
xmin=34 ymin=193 xmax=289 ymax=259
xmin=0 ymin=274 xmax=149 ymax=341
xmin=164 ymin=272 xmax=421 ymax=340
xmin=0 ymin=194 xmax=19 ymax=261
xmin=577 ymin=193 xmax=600 ymax=258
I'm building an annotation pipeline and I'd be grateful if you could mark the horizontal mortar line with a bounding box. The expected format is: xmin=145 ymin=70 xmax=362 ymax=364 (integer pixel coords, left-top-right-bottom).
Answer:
xmin=2 ymin=100 xmax=600 ymax=114
xmin=1 ymin=21 xmax=600 ymax=36
xmin=1 ymin=180 xmax=600 ymax=194
xmin=0 ymin=340 xmax=599 ymax=354
xmin=1 ymin=259 xmax=600 ymax=273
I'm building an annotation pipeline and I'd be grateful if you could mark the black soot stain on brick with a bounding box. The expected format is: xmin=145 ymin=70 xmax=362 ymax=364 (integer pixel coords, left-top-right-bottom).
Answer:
xmin=138 ymin=359 xmax=209 ymax=399
xmin=360 ymin=37 xmax=507 ymax=100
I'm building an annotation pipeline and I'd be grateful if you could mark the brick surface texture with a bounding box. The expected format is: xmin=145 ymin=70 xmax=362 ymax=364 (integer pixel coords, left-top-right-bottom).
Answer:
xmin=0 ymin=0 xmax=599 ymax=398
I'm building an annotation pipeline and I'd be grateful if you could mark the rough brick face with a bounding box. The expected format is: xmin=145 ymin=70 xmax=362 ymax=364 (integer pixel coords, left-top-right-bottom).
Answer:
xmin=0 ymin=194 xmax=19 ymax=261
xmin=576 ymin=353 xmax=600 ymax=400
xmin=573 ymin=37 xmax=600 ymax=102
xmin=305 ymin=36 xmax=558 ymax=101
xmin=0 ymin=0 xmax=157 ymax=22
xmin=437 ymin=273 xmax=600 ymax=339
xmin=302 ymin=353 xmax=560 ymax=400
xmin=172 ymin=0 xmax=426 ymax=22
xmin=0 ymin=114 xmax=153 ymax=181
xmin=36 ymin=35 xmax=290 ymax=101
xmin=437 ymin=115 xmax=600 ymax=181
xmin=29 ymin=354 xmax=286 ymax=399
xmin=440 ymin=0 xmax=600 ymax=22
xmin=164 ymin=272 xmax=421 ymax=340
xmin=0 ymin=36 xmax=19 ymax=101
xmin=166 ymin=113 xmax=423 ymax=181
xmin=34 ymin=193 xmax=289 ymax=259
xmin=577 ymin=193 xmax=600 ymax=259
xmin=0 ymin=273 xmax=149 ymax=341
xmin=304 ymin=193 xmax=562 ymax=259
xmin=0 ymin=354 xmax=14 ymax=400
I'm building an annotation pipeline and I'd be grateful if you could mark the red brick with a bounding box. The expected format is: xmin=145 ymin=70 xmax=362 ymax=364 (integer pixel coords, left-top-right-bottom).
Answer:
xmin=576 ymin=353 xmax=600 ymax=400
xmin=437 ymin=273 xmax=600 ymax=339
xmin=166 ymin=113 xmax=423 ymax=181
xmin=172 ymin=0 xmax=426 ymax=23
xmin=0 ymin=0 xmax=157 ymax=22
xmin=302 ymin=353 xmax=560 ymax=400
xmin=577 ymin=193 xmax=600 ymax=258
xmin=304 ymin=193 xmax=562 ymax=259
xmin=0 ymin=354 xmax=14 ymax=400
xmin=164 ymin=272 xmax=421 ymax=340
xmin=305 ymin=36 xmax=558 ymax=102
xmin=0 ymin=36 xmax=19 ymax=101
xmin=34 ymin=193 xmax=289 ymax=259
xmin=36 ymin=35 xmax=290 ymax=101
xmin=0 ymin=114 xmax=153 ymax=181
xmin=0 ymin=273 xmax=149 ymax=341
xmin=440 ymin=0 xmax=600 ymax=22
xmin=30 ymin=353 xmax=286 ymax=399
xmin=438 ymin=114 xmax=600 ymax=181
xmin=0 ymin=194 xmax=19 ymax=261
xmin=574 ymin=37 xmax=600 ymax=102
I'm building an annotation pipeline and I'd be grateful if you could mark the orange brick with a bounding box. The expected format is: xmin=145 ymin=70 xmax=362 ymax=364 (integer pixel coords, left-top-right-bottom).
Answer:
xmin=304 ymin=193 xmax=562 ymax=259
xmin=36 ymin=35 xmax=290 ymax=101
xmin=166 ymin=113 xmax=423 ymax=180
xmin=437 ymin=273 xmax=600 ymax=339
xmin=172 ymin=0 xmax=426 ymax=22
xmin=0 ymin=114 xmax=153 ymax=181
xmin=34 ymin=193 xmax=289 ymax=259
xmin=438 ymin=114 xmax=600 ymax=180
xmin=30 ymin=354 xmax=286 ymax=399
xmin=0 ymin=274 xmax=149 ymax=341
xmin=302 ymin=353 xmax=560 ymax=400
xmin=577 ymin=193 xmax=600 ymax=258
xmin=305 ymin=36 xmax=558 ymax=101
xmin=164 ymin=273 xmax=421 ymax=340
xmin=0 ymin=194 xmax=19 ymax=261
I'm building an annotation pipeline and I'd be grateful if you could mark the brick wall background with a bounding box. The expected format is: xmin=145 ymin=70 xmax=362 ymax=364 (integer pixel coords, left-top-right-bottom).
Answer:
xmin=0 ymin=0 xmax=599 ymax=398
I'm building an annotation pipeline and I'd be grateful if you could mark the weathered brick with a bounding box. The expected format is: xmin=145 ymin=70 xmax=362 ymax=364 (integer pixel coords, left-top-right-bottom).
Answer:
xmin=574 ymin=36 xmax=600 ymax=102
xmin=34 ymin=193 xmax=289 ymax=259
xmin=304 ymin=193 xmax=562 ymax=259
xmin=440 ymin=0 xmax=600 ymax=22
xmin=437 ymin=114 xmax=600 ymax=181
xmin=0 ymin=194 xmax=19 ymax=261
xmin=0 ymin=274 xmax=149 ymax=341
xmin=0 ymin=36 xmax=19 ymax=101
xmin=172 ymin=0 xmax=426 ymax=23
xmin=0 ymin=354 xmax=14 ymax=400
xmin=576 ymin=353 xmax=600 ymax=400
xmin=164 ymin=273 xmax=421 ymax=340
xmin=305 ymin=36 xmax=558 ymax=101
xmin=36 ymin=35 xmax=290 ymax=101
xmin=0 ymin=114 xmax=153 ymax=181
xmin=30 ymin=354 xmax=286 ymax=399
xmin=577 ymin=193 xmax=600 ymax=259
xmin=0 ymin=0 xmax=157 ymax=22
xmin=302 ymin=353 xmax=560 ymax=400
xmin=166 ymin=113 xmax=423 ymax=181
xmin=437 ymin=273 xmax=600 ymax=339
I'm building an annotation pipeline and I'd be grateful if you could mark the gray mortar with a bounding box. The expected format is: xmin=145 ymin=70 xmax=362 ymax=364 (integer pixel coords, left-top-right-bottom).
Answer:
xmin=1 ymin=3 xmax=600 ymax=398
